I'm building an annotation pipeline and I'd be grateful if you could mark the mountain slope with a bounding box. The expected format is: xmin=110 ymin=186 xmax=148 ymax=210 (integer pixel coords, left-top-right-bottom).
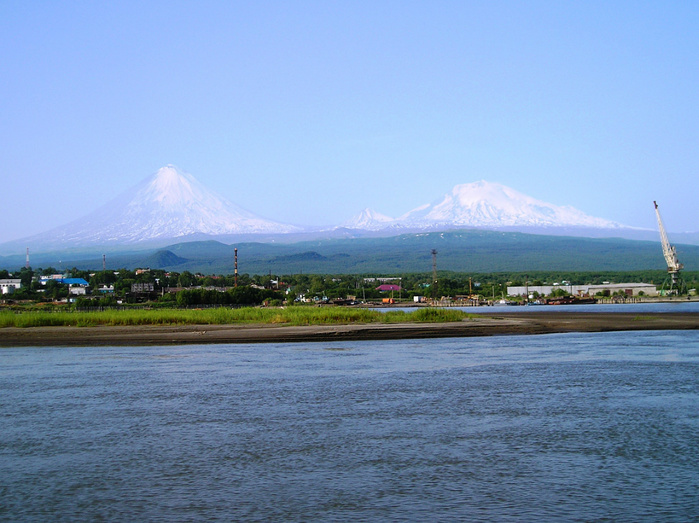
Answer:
xmin=17 ymin=165 xmax=299 ymax=248
xmin=173 ymin=232 xmax=699 ymax=274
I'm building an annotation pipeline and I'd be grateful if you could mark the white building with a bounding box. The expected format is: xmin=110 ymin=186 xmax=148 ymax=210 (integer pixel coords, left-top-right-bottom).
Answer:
xmin=68 ymin=285 xmax=87 ymax=296
xmin=585 ymin=283 xmax=658 ymax=297
xmin=0 ymin=279 xmax=22 ymax=294
xmin=507 ymin=282 xmax=658 ymax=297
xmin=507 ymin=284 xmax=586 ymax=297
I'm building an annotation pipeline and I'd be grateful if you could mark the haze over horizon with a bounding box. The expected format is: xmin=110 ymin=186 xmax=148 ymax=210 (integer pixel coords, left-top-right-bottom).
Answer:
xmin=2 ymin=2 xmax=697 ymax=244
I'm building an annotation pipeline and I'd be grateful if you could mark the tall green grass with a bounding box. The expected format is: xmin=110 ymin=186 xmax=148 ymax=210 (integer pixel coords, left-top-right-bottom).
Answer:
xmin=0 ymin=307 xmax=471 ymax=328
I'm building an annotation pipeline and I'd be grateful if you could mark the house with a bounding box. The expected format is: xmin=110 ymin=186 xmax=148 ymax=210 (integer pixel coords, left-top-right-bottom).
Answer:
xmin=131 ymin=283 xmax=155 ymax=293
xmin=39 ymin=274 xmax=66 ymax=285
xmin=0 ymin=279 xmax=22 ymax=294
xmin=376 ymin=284 xmax=402 ymax=292
xmin=59 ymin=278 xmax=90 ymax=295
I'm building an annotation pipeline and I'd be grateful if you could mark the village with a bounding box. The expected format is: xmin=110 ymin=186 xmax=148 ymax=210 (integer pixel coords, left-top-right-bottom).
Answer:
xmin=0 ymin=263 xmax=694 ymax=309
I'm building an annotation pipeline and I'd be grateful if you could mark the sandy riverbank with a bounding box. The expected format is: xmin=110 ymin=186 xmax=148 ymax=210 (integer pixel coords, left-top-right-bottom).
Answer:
xmin=1 ymin=311 xmax=697 ymax=347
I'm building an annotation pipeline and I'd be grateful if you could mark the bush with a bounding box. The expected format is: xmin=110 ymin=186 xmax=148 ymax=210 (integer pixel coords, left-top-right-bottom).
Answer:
xmin=174 ymin=286 xmax=284 ymax=307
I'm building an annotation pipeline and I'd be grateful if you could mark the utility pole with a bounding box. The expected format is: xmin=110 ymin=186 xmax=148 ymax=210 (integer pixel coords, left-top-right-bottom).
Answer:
xmin=525 ymin=275 xmax=529 ymax=303
xmin=431 ymin=249 xmax=438 ymax=300
xmin=234 ymin=248 xmax=238 ymax=287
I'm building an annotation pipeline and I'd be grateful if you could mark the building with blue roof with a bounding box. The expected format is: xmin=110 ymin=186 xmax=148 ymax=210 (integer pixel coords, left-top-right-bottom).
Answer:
xmin=59 ymin=278 xmax=89 ymax=286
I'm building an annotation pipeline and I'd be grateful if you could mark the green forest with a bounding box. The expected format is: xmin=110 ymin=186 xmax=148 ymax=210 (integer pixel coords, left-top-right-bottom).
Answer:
xmin=3 ymin=229 xmax=699 ymax=275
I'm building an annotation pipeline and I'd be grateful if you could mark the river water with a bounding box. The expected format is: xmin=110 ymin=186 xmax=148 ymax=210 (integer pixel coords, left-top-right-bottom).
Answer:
xmin=2 ymin=330 xmax=698 ymax=521
xmin=386 ymin=300 xmax=699 ymax=315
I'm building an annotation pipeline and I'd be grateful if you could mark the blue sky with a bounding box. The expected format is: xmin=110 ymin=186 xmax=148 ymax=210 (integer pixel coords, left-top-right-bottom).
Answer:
xmin=1 ymin=1 xmax=697 ymax=244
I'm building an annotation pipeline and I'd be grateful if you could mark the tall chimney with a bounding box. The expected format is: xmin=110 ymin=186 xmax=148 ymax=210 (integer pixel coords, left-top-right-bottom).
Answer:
xmin=234 ymin=248 xmax=238 ymax=287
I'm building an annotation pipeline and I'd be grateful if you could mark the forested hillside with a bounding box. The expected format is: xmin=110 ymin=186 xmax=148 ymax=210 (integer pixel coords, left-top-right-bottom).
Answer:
xmin=3 ymin=230 xmax=698 ymax=275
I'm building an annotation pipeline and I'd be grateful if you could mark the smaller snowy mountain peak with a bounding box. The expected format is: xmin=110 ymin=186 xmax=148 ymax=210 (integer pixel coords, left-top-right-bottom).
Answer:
xmin=341 ymin=208 xmax=395 ymax=230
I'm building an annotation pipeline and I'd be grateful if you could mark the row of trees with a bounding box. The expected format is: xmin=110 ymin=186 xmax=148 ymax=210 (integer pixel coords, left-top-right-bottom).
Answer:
xmin=2 ymin=266 xmax=697 ymax=305
xmin=172 ymin=287 xmax=283 ymax=306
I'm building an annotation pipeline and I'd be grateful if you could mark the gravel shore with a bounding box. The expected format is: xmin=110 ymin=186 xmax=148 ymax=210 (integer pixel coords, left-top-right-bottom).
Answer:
xmin=1 ymin=311 xmax=697 ymax=347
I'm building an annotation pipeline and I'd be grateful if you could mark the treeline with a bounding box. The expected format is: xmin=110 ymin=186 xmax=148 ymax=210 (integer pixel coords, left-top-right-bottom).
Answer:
xmin=172 ymin=286 xmax=283 ymax=306
xmin=2 ymin=265 xmax=698 ymax=306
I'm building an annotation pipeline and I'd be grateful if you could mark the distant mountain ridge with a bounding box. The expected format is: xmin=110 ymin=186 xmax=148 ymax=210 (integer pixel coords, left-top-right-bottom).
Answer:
xmin=4 ymin=230 xmax=697 ymax=274
xmin=0 ymin=165 xmax=670 ymax=255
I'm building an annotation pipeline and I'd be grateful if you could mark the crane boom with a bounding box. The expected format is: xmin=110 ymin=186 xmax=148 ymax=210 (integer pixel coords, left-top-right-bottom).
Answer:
xmin=654 ymin=201 xmax=683 ymax=273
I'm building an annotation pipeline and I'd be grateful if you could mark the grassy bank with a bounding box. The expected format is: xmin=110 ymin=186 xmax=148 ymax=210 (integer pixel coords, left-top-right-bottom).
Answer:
xmin=0 ymin=306 xmax=471 ymax=328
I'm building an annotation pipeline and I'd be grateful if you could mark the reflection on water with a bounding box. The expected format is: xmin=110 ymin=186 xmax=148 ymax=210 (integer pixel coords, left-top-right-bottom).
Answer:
xmin=1 ymin=331 xmax=698 ymax=521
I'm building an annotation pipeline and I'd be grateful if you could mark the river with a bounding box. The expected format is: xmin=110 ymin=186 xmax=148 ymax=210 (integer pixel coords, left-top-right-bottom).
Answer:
xmin=1 ymin=330 xmax=698 ymax=521
xmin=385 ymin=299 xmax=699 ymax=314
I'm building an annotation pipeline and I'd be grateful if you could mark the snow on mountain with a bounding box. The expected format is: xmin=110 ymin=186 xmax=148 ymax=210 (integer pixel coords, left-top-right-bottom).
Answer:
xmin=23 ymin=165 xmax=300 ymax=247
xmin=340 ymin=208 xmax=396 ymax=230
xmin=398 ymin=180 xmax=626 ymax=229
xmin=6 ymin=170 xmax=640 ymax=254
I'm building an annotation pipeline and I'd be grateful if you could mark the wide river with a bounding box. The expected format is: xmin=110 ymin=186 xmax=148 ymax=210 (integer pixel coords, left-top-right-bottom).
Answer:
xmin=2 ymin=330 xmax=698 ymax=521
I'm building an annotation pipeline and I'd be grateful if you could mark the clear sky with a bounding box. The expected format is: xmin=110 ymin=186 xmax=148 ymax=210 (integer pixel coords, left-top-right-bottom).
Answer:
xmin=1 ymin=1 xmax=697 ymax=244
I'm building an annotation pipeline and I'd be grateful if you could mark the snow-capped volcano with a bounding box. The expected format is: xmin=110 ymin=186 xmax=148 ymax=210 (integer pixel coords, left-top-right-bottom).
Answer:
xmin=340 ymin=208 xmax=396 ymax=230
xmin=398 ymin=180 xmax=625 ymax=229
xmin=5 ymin=171 xmax=642 ymax=254
xmin=23 ymin=165 xmax=299 ymax=247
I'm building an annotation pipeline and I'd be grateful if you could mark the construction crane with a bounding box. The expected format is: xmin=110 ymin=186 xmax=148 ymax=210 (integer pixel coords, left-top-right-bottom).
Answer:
xmin=653 ymin=201 xmax=685 ymax=295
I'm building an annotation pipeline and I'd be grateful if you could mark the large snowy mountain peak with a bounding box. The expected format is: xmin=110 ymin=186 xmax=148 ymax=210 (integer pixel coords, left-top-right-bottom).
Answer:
xmin=139 ymin=164 xmax=203 ymax=208
xmin=448 ymin=180 xmax=533 ymax=205
xmin=127 ymin=164 xmax=243 ymax=217
xmin=400 ymin=180 xmax=624 ymax=229
xmin=20 ymin=165 xmax=299 ymax=247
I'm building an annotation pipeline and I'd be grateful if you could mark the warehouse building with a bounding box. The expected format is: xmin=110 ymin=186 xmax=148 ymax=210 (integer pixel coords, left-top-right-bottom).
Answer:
xmin=507 ymin=282 xmax=658 ymax=297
